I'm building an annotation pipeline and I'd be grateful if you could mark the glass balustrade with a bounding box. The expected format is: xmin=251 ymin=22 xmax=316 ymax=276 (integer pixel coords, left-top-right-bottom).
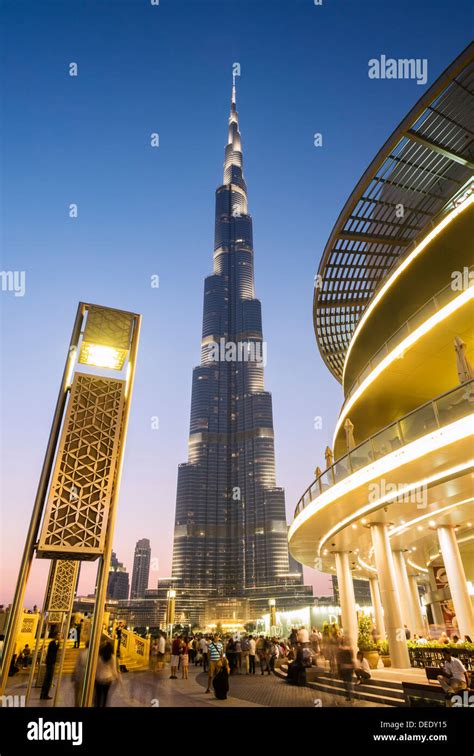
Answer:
xmin=294 ymin=380 xmax=473 ymax=517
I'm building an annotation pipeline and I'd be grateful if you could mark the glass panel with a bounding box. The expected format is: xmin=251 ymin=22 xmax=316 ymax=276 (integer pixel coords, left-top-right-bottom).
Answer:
xmin=371 ymin=422 xmax=403 ymax=459
xmin=319 ymin=471 xmax=332 ymax=491
xmin=408 ymin=298 xmax=437 ymax=333
xmin=434 ymin=282 xmax=455 ymax=310
xmin=349 ymin=440 xmax=373 ymax=471
xmin=386 ymin=323 xmax=407 ymax=355
xmin=436 ymin=383 xmax=474 ymax=425
xmin=399 ymin=403 xmax=438 ymax=443
xmin=333 ymin=455 xmax=351 ymax=483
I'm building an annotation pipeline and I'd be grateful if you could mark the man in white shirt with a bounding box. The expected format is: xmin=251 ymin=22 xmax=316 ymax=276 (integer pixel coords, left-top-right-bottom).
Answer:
xmin=297 ymin=626 xmax=310 ymax=646
xmin=199 ymin=636 xmax=209 ymax=672
xmin=437 ymin=649 xmax=468 ymax=695
xmin=157 ymin=632 xmax=166 ymax=664
xmin=248 ymin=636 xmax=256 ymax=674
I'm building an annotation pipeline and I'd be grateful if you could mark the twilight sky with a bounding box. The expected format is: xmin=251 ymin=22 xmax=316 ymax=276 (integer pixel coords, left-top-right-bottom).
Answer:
xmin=1 ymin=0 xmax=472 ymax=607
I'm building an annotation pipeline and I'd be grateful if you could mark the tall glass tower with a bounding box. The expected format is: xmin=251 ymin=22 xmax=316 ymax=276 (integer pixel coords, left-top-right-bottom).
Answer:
xmin=172 ymin=80 xmax=312 ymax=622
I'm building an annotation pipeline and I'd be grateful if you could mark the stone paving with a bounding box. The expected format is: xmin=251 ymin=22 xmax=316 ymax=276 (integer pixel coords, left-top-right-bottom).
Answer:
xmin=6 ymin=663 xmax=382 ymax=708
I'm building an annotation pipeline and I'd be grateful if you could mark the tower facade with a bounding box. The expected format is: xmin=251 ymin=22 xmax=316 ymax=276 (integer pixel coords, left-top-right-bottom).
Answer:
xmin=130 ymin=538 xmax=151 ymax=600
xmin=172 ymin=81 xmax=312 ymax=623
xmin=107 ymin=551 xmax=130 ymax=601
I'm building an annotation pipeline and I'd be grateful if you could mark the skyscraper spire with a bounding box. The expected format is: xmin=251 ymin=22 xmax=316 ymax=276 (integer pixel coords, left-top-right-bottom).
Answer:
xmin=231 ymin=73 xmax=237 ymax=110
xmin=171 ymin=78 xmax=312 ymax=624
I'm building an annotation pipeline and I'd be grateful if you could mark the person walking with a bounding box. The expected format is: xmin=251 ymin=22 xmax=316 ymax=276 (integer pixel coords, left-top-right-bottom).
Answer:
xmin=213 ymin=654 xmax=230 ymax=700
xmin=170 ymin=635 xmax=181 ymax=679
xmin=157 ymin=631 xmax=166 ymax=668
xmin=205 ymin=635 xmax=224 ymax=693
xmin=40 ymin=632 xmax=60 ymax=700
xmin=269 ymin=638 xmax=279 ymax=673
xmin=73 ymin=641 xmax=89 ymax=706
xmin=241 ymin=635 xmax=250 ymax=674
xmin=115 ymin=623 xmax=122 ymax=659
xmin=226 ymin=637 xmax=237 ymax=674
xmin=337 ymin=636 xmax=355 ymax=702
xmin=94 ymin=641 xmax=119 ymax=707
xmin=258 ymin=636 xmax=272 ymax=675
xmin=150 ymin=638 xmax=159 ymax=672
xmin=249 ymin=636 xmax=256 ymax=674
xmin=200 ymin=635 xmax=209 ymax=672
xmin=286 ymin=649 xmax=306 ymax=686
xmin=235 ymin=637 xmax=242 ymax=673
xmin=181 ymin=638 xmax=190 ymax=679
xmin=74 ymin=619 xmax=83 ymax=649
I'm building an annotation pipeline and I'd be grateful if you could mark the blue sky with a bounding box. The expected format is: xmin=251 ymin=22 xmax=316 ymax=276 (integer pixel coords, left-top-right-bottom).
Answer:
xmin=1 ymin=0 xmax=472 ymax=604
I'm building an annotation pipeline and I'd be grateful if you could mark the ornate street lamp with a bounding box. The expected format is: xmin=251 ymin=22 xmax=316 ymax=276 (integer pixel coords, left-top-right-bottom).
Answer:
xmin=0 ymin=303 xmax=141 ymax=707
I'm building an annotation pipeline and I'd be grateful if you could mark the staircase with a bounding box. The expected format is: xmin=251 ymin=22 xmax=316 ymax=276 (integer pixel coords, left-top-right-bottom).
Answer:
xmin=52 ymin=639 xmax=146 ymax=674
xmin=275 ymin=665 xmax=406 ymax=706
xmin=307 ymin=671 xmax=405 ymax=706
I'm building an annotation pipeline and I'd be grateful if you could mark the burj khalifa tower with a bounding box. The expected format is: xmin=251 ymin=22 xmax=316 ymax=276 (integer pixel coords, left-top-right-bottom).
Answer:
xmin=171 ymin=79 xmax=312 ymax=623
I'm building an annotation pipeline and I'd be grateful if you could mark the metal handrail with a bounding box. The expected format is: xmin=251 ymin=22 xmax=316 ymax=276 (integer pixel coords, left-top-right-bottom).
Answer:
xmin=294 ymin=380 xmax=474 ymax=518
xmin=343 ymin=268 xmax=474 ymax=402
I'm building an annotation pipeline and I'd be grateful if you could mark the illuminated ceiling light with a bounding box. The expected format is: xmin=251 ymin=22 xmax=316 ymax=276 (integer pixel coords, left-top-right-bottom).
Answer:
xmin=358 ymin=556 xmax=377 ymax=573
xmin=388 ymin=498 xmax=473 ymax=539
xmin=407 ymin=558 xmax=428 ymax=574
xmin=342 ymin=192 xmax=474 ymax=384
xmin=79 ymin=305 xmax=134 ymax=371
xmin=468 ymin=522 xmax=473 ymax=527
xmin=351 ymin=524 xmax=357 ymax=529
xmin=361 ymin=518 xmax=367 ymax=525
xmin=417 ymin=525 xmax=423 ymax=531
xmin=335 ymin=284 xmax=474 ymax=443
xmin=429 ymin=520 xmax=436 ymax=527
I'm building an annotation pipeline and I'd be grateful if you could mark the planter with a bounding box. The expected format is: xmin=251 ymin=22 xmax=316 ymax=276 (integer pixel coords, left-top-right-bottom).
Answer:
xmin=362 ymin=650 xmax=380 ymax=669
xmin=381 ymin=654 xmax=391 ymax=668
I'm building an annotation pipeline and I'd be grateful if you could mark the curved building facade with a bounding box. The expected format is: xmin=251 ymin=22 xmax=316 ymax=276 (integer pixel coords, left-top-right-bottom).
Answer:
xmin=289 ymin=44 xmax=474 ymax=668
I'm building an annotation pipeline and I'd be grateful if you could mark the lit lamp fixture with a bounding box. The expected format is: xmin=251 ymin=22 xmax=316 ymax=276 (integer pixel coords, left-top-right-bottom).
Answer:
xmin=166 ymin=589 xmax=176 ymax=635
xmin=79 ymin=305 xmax=134 ymax=370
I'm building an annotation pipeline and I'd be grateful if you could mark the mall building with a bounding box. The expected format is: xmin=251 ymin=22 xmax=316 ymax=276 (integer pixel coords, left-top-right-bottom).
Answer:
xmin=289 ymin=44 xmax=474 ymax=669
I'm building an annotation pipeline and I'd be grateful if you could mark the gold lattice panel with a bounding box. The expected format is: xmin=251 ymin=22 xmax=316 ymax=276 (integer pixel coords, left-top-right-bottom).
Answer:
xmin=46 ymin=560 xmax=80 ymax=612
xmin=37 ymin=372 xmax=125 ymax=560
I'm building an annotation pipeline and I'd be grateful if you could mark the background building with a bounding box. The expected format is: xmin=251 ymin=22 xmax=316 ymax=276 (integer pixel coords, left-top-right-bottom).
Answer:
xmin=106 ymin=550 xmax=130 ymax=600
xmin=130 ymin=538 xmax=151 ymax=599
xmin=171 ymin=81 xmax=312 ymax=623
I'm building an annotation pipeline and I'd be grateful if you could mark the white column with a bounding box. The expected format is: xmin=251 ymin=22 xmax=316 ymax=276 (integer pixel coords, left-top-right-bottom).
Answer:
xmin=369 ymin=576 xmax=386 ymax=640
xmin=334 ymin=552 xmax=358 ymax=654
xmin=371 ymin=524 xmax=410 ymax=668
xmin=437 ymin=526 xmax=474 ymax=639
xmin=393 ymin=550 xmax=419 ymax=635
xmin=407 ymin=573 xmax=425 ymax=635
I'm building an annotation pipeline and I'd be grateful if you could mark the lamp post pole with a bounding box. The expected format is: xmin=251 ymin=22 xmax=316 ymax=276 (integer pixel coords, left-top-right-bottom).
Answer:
xmin=166 ymin=590 xmax=176 ymax=639
xmin=0 ymin=304 xmax=85 ymax=697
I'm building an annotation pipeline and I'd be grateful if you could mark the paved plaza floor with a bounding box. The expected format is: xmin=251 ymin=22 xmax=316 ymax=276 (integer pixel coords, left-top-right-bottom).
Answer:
xmin=6 ymin=664 xmax=383 ymax=708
